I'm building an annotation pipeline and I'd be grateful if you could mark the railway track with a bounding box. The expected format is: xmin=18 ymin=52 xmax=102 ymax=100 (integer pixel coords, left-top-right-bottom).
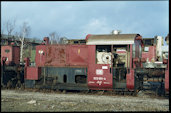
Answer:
xmin=1 ymin=85 xmax=168 ymax=100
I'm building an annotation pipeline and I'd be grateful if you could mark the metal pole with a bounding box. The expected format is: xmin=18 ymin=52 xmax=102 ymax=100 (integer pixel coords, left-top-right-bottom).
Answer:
xmin=43 ymin=67 xmax=46 ymax=85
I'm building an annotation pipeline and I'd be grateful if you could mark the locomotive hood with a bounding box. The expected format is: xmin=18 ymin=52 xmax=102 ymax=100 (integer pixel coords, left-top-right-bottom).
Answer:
xmin=86 ymin=34 xmax=142 ymax=45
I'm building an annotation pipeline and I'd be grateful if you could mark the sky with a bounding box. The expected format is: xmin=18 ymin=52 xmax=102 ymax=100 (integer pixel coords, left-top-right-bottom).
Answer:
xmin=1 ymin=1 xmax=169 ymax=44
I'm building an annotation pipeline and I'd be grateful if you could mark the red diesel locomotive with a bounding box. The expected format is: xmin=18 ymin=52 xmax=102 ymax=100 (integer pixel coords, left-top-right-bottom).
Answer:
xmin=24 ymin=34 xmax=145 ymax=93
xmin=141 ymin=35 xmax=169 ymax=95
xmin=1 ymin=43 xmax=24 ymax=88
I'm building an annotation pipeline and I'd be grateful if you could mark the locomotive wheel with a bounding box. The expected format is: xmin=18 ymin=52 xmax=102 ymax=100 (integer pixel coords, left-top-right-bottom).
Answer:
xmin=62 ymin=90 xmax=67 ymax=94
xmin=7 ymin=80 xmax=12 ymax=89
xmin=16 ymin=80 xmax=22 ymax=88
xmin=59 ymin=89 xmax=67 ymax=94
xmin=97 ymin=90 xmax=105 ymax=95
xmin=132 ymin=89 xmax=139 ymax=96
xmin=82 ymin=90 xmax=90 ymax=94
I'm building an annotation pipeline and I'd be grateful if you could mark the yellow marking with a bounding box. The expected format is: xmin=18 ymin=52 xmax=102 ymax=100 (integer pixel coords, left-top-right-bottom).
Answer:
xmin=78 ymin=49 xmax=80 ymax=54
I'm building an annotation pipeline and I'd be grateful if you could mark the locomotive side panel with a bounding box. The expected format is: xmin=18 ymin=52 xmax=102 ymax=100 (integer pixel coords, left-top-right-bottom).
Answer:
xmin=35 ymin=44 xmax=88 ymax=67
xmin=40 ymin=67 xmax=87 ymax=84
xmin=45 ymin=45 xmax=67 ymax=66
xmin=67 ymin=45 xmax=88 ymax=67
xmin=165 ymin=34 xmax=169 ymax=93
xmin=25 ymin=67 xmax=41 ymax=80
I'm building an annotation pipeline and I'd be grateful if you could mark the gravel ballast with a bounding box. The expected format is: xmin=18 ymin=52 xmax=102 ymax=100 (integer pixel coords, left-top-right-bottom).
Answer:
xmin=1 ymin=89 xmax=169 ymax=112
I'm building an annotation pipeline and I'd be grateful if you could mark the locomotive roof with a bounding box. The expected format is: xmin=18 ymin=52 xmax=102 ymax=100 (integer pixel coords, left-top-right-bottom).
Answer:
xmin=86 ymin=34 xmax=142 ymax=45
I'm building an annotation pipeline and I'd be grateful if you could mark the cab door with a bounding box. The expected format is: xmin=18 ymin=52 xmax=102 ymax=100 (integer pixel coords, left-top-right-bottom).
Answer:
xmin=87 ymin=45 xmax=113 ymax=90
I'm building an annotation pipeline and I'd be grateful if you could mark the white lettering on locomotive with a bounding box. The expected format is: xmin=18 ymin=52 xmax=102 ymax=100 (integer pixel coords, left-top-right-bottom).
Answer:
xmin=103 ymin=82 xmax=110 ymax=84
xmin=93 ymin=77 xmax=106 ymax=81
xmin=96 ymin=81 xmax=102 ymax=85
xmin=88 ymin=81 xmax=95 ymax=84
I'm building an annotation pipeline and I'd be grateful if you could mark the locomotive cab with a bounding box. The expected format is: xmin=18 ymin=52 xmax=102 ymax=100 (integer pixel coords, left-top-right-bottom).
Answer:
xmin=86 ymin=34 xmax=143 ymax=91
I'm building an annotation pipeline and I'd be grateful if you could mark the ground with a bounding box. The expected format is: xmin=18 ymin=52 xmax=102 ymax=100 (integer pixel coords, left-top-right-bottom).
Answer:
xmin=1 ymin=89 xmax=169 ymax=112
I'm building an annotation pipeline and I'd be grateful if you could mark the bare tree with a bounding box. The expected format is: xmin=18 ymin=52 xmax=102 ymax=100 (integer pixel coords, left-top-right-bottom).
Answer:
xmin=19 ymin=22 xmax=31 ymax=63
xmin=49 ymin=32 xmax=60 ymax=44
xmin=1 ymin=22 xmax=6 ymax=35
xmin=4 ymin=19 xmax=16 ymax=44
xmin=6 ymin=19 xmax=16 ymax=36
